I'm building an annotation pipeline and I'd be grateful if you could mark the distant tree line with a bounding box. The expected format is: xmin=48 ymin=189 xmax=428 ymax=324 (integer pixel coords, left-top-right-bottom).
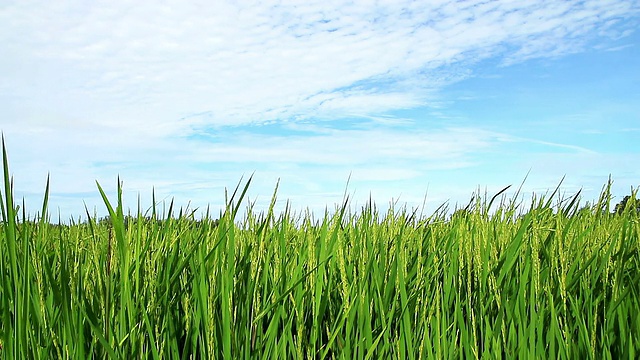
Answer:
xmin=613 ymin=194 xmax=639 ymax=215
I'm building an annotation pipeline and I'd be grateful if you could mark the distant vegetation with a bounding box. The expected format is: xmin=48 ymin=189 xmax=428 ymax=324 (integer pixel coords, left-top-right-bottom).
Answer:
xmin=614 ymin=194 xmax=640 ymax=214
xmin=1 ymin=140 xmax=639 ymax=358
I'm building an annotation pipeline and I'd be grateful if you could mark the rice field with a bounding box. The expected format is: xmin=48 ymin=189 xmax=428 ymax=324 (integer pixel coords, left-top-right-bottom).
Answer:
xmin=1 ymin=140 xmax=639 ymax=359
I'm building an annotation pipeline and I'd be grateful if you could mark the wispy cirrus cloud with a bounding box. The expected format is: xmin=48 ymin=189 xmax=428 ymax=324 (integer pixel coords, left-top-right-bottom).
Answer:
xmin=2 ymin=0 xmax=637 ymax=132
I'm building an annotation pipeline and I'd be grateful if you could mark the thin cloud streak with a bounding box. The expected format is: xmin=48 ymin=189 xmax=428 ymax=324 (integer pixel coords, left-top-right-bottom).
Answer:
xmin=9 ymin=119 xmax=625 ymax=218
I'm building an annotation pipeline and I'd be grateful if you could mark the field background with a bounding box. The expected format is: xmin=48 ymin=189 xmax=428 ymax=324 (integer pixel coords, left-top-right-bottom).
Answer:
xmin=1 ymin=146 xmax=639 ymax=359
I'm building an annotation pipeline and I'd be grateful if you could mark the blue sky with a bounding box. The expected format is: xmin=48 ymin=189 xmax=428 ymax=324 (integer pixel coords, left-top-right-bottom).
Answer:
xmin=1 ymin=0 xmax=639 ymax=220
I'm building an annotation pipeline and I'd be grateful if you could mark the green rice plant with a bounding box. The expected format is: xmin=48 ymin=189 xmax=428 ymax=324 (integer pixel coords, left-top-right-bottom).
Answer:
xmin=1 ymin=138 xmax=639 ymax=359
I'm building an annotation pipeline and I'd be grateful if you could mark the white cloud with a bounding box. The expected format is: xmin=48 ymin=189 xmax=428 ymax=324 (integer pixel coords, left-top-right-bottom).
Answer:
xmin=2 ymin=0 xmax=638 ymax=130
